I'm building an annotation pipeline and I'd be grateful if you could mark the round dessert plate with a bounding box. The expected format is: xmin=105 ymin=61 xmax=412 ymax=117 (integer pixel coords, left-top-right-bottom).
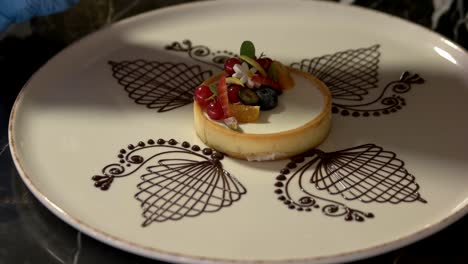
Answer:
xmin=9 ymin=1 xmax=468 ymax=263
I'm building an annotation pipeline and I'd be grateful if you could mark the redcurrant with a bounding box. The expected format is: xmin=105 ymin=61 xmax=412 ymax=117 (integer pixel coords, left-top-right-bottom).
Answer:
xmin=206 ymin=101 xmax=224 ymax=120
xmin=224 ymin=57 xmax=241 ymax=76
xmin=194 ymin=85 xmax=213 ymax=108
xmin=256 ymin=57 xmax=273 ymax=71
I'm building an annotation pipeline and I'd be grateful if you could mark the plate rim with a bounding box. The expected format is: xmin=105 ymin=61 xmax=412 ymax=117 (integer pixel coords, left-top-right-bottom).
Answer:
xmin=8 ymin=0 xmax=468 ymax=263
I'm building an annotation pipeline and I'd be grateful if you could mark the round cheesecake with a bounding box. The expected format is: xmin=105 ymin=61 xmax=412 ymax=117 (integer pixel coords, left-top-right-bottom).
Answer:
xmin=194 ymin=67 xmax=332 ymax=161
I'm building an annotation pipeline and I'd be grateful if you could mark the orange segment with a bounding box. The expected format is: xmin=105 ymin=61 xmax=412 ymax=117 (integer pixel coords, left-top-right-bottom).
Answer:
xmin=228 ymin=104 xmax=260 ymax=123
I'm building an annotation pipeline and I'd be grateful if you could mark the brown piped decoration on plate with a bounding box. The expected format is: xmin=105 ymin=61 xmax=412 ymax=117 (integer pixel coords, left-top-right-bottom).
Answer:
xmin=291 ymin=45 xmax=425 ymax=117
xmin=117 ymin=41 xmax=425 ymax=118
xmin=108 ymin=60 xmax=213 ymax=112
xmin=165 ymin=39 xmax=237 ymax=69
xmin=275 ymin=144 xmax=426 ymax=222
xmin=91 ymin=139 xmax=246 ymax=226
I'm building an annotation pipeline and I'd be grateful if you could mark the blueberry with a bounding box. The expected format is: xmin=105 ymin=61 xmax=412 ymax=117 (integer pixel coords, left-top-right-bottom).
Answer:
xmin=255 ymin=87 xmax=278 ymax=110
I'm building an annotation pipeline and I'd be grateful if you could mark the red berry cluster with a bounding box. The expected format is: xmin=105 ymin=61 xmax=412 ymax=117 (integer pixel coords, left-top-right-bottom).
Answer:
xmin=194 ymin=54 xmax=281 ymax=120
xmin=194 ymin=85 xmax=222 ymax=120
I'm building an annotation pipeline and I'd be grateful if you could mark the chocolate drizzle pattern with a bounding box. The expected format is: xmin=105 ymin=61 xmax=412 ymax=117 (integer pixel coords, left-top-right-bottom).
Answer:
xmin=292 ymin=45 xmax=381 ymax=101
xmin=330 ymin=71 xmax=425 ymax=117
xmin=101 ymin=41 xmax=429 ymax=224
xmin=163 ymin=40 xmax=426 ymax=117
xmin=108 ymin=60 xmax=213 ymax=112
xmin=92 ymin=139 xmax=246 ymax=226
xmin=275 ymin=144 xmax=426 ymax=222
xmin=290 ymin=45 xmax=425 ymax=117
xmin=165 ymin=39 xmax=237 ymax=70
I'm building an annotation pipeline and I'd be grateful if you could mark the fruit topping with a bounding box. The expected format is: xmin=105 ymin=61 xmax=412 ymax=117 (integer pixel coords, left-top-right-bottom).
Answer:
xmin=229 ymin=104 xmax=260 ymax=123
xmin=217 ymin=74 xmax=239 ymax=130
xmin=227 ymin=85 xmax=242 ymax=103
xmin=226 ymin=77 xmax=244 ymax=87
xmin=194 ymin=85 xmax=214 ymax=108
xmin=194 ymin=40 xmax=294 ymax=130
xmin=223 ymin=116 xmax=238 ymax=130
xmin=251 ymin=75 xmax=281 ymax=90
xmin=224 ymin=57 xmax=241 ymax=76
xmin=240 ymin=55 xmax=267 ymax=77
xmin=255 ymin=87 xmax=278 ymax=110
xmin=256 ymin=57 xmax=273 ymax=71
xmin=206 ymin=101 xmax=224 ymax=120
xmin=238 ymin=87 xmax=259 ymax=105
xmin=269 ymin=61 xmax=294 ymax=90
xmin=217 ymin=74 xmax=230 ymax=117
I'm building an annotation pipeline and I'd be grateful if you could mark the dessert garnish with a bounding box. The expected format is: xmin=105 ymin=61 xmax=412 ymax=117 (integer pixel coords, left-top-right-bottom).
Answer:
xmin=194 ymin=41 xmax=294 ymax=130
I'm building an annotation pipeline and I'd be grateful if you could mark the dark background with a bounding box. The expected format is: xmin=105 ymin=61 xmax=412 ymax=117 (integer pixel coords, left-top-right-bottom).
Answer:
xmin=0 ymin=1 xmax=467 ymax=263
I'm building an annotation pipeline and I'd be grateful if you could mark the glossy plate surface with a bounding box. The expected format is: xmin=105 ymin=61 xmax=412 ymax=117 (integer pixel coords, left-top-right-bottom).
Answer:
xmin=9 ymin=1 xmax=468 ymax=263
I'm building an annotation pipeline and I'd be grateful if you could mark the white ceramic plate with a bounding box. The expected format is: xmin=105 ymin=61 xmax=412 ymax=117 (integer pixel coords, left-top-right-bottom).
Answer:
xmin=9 ymin=1 xmax=468 ymax=263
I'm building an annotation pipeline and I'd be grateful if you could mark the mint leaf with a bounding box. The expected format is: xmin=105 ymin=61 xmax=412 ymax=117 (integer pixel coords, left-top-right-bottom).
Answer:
xmin=209 ymin=84 xmax=218 ymax=96
xmin=240 ymin=40 xmax=255 ymax=59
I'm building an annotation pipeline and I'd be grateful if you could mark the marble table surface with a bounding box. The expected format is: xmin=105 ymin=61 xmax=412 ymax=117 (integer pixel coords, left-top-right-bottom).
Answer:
xmin=0 ymin=1 xmax=467 ymax=263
